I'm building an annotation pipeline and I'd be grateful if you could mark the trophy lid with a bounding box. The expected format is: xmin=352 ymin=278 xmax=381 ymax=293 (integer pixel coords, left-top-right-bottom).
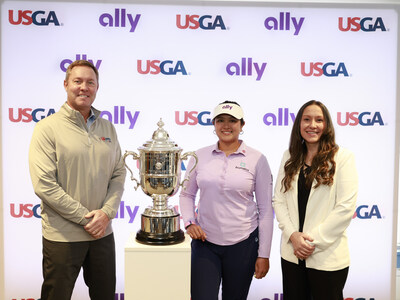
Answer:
xmin=139 ymin=118 xmax=182 ymax=151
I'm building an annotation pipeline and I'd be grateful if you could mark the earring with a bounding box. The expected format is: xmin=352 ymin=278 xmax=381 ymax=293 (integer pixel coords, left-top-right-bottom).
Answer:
xmin=240 ymin=130 xmax=244 ymax=135
xmin=213 ymin=130 xmax=216 ymax=135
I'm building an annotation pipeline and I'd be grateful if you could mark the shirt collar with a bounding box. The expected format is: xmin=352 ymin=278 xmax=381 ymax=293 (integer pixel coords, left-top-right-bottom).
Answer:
xmin=65 ymin=102 xmax=95 ymax=122
xmin=212 ymin=140 xmax=247 ymax=156
xmin=86 ymin=109 xmax=96 ymax=127
xmin=87 ymin=109 xmax=95 ymax=120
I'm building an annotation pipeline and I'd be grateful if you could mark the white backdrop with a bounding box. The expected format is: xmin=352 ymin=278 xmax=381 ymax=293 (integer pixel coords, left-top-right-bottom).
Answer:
xmin=1 ymin=1 xmax=398 ymax=299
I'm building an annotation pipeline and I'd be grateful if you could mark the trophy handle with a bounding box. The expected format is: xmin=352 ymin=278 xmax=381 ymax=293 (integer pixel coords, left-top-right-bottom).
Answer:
xmin=123 ymin=150 xmax=140 ymax=191
xmin=180 ymin=151 xmax=198 ymax=190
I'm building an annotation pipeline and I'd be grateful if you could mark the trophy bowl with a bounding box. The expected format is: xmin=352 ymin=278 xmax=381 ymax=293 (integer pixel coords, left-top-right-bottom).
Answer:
xmin=123 ymin=119 xmax=197 ymax=245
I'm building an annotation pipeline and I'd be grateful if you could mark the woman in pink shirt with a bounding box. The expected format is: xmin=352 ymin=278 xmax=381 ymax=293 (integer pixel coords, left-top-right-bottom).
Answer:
xmin=179 ymin=101 xmax=274 ymax=300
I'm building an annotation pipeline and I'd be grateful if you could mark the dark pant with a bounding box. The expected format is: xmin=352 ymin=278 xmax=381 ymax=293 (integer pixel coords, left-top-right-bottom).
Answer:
xmin=281 ymin=258 xmax=349 ymax=300
xmin=41 ymin=233 xmax=116 ymax=300
xmin=191 ymin=228 xmax=259 ymax=300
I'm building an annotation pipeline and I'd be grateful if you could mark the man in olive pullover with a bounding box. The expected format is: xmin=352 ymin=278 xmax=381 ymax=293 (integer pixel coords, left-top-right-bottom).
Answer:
xmin=29 ymin=60 xmax=126 ymax=300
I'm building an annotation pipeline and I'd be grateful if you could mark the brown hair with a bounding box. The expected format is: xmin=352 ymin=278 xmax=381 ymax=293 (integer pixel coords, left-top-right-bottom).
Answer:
xmin=65 ymin=60 xmax=99 ymax=83
xmin=282 ymin=100 xmax=338 ymax=192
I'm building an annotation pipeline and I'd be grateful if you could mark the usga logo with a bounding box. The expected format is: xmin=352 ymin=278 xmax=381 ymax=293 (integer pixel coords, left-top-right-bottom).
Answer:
xmin=8 ymin=9 xmax=60 ymax=26
xmin=10 ymin=203 xmax=41 ymax=218
xmin=353 ymin=205 xmax=382 ymax=219
xmin=337 ymin=112 xmax=384 ymax=126
xmin=301 ymin=62 xmax=349 ymax=77
xmin=175 ymin=111 xmax=213 ymax=126
xmin=339 ymin=17 xmax=386 ymax=32
xmin=9 ymin=108 xmax=55 ymax=123
xmin=176 ymin=14 xmax=226 ymax=30
xmin=137 ymin=60 xmax=188 ymax=75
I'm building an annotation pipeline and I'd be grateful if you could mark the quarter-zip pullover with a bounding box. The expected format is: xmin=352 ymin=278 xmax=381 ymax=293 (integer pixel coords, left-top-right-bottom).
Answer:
xmin=29 ymin=102 xmax=126 ymax=242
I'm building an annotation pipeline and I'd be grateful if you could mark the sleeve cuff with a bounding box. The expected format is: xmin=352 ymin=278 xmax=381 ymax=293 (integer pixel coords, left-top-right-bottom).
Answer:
xmin=184 ymin=220 xmax=194 ymax=229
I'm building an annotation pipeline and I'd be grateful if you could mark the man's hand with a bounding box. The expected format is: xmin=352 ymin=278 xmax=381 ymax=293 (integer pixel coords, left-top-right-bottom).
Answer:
xmin=84 ymin=210 xmax=110 ymax=239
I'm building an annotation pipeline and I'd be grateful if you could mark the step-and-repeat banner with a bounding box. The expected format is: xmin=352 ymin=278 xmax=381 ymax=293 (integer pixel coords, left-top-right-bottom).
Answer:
xmin=1 ymin=1 xmax=398 ymax=299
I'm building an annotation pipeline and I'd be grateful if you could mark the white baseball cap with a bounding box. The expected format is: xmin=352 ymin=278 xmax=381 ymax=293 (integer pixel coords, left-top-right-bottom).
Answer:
xmin=212 ymin=103 xmax=244 ymax=120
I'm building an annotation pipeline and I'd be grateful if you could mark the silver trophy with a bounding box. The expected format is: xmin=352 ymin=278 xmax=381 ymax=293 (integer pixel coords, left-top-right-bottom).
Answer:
xmin=123 ymin=119 xmax=198 ymax=245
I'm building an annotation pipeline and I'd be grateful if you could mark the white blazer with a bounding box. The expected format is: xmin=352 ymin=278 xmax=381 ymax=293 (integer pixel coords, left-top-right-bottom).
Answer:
xmin=273 ymin=147 xmax=358 ymax=271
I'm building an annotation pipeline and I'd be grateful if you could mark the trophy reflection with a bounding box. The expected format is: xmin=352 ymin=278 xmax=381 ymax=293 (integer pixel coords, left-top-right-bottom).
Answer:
xmin=123 ymin=119 xmax=198 ymax=245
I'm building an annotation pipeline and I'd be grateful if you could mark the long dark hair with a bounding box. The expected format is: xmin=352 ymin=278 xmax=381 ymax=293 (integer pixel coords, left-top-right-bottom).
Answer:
xmin=282 ymin=100 xmax=338 ymax=192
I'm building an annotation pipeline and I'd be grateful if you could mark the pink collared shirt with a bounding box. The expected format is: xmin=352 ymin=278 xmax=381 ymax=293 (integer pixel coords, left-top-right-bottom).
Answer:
xmin=179 ymin=141 xmax=274 ymax=258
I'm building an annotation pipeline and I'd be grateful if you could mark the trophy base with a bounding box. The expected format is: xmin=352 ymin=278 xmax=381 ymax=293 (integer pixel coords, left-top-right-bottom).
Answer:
xmin=136 ymin=229 xmax=185 ymax=245
xmin=135 ymin=214 xmax=185 ymax=245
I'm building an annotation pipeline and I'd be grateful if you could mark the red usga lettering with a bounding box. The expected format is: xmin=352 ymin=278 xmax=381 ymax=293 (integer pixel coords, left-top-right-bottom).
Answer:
xmin=21 ymin=10 xmax=33 ymax=25
xmin=8 ymin=108 xmax=56 ymax=123
xmin=175 ymin=111 xmax=199 ymax=125
xmin=345 ymin=17 xmax=361 ymax=31
xmin=9 ymin=108 xmax=33 ymax=122
xmin=188 ymin=15 xmax=201 ymax=29
xmin=311 ymin=62 xmax=323 ymax=76
xmin=337 ymin=112 xmax=359 ymax=126
xmin=10 ymin=203 xmax=41 ymax=218
xmin=176 ymin=15 xmax=201 ymax=29
xmin=137 ymin=60 xmax=161 ymax=74
xmin=8 ymin=10 xmax=33 ymax=25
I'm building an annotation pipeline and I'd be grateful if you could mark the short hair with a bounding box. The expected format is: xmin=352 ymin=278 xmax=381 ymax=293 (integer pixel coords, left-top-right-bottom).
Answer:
xmin=65 ymin=60 xmax=99 ymax=83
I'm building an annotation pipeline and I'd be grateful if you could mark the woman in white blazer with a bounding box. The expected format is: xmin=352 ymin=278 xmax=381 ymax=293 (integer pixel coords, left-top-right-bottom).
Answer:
xmin=273 ymin=100 xmax=358 ymax=300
